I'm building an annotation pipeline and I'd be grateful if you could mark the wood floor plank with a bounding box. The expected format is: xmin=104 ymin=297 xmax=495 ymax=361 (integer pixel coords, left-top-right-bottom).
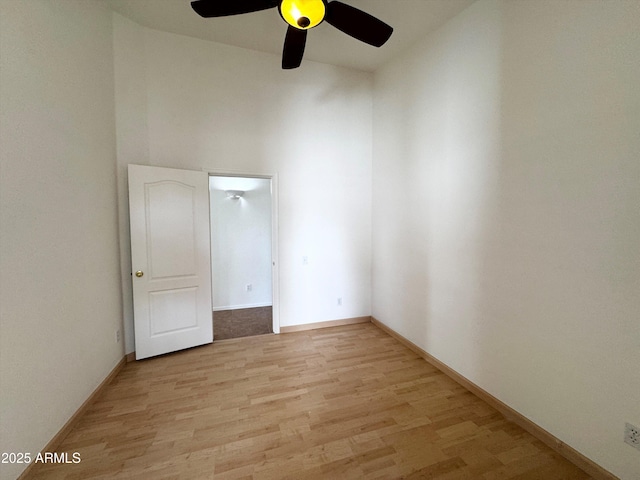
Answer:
xmin=25 ymin=323 xmax=592 ymax=479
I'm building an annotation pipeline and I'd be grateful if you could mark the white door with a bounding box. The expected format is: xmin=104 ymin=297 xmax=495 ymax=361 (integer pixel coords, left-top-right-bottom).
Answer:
xmin=128 ymin=164 xmax=213 ymax=360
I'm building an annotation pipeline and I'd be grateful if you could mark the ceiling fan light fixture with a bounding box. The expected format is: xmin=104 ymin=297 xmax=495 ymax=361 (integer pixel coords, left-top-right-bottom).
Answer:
xmin=191 ymin=0 xmax=394 ymax=70
xmin=279 ymin=0 xmax=326 ymax=30
xmin=225 ymin=190 xmax=245 ymax=199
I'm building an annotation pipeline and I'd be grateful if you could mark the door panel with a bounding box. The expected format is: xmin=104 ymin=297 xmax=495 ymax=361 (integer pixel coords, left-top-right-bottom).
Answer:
xmin=129 ymin=164 xmax=212 ymax=360
xmin=146 ymin=181 xmax=197 ymax=278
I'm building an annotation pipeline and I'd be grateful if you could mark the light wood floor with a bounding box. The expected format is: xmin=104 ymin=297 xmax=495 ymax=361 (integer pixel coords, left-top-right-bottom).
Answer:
xmin=27 ymin=323 xmax=591 ymax=479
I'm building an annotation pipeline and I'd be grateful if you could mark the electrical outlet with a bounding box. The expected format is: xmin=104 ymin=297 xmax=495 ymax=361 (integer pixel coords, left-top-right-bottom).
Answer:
xmin=625 ymin=423 xmax=640 ymax=450
xmin=337 ymin=297 xmax=342 ymax=306
xmin=115 ymin=329 xmax=121 ymax=343
xmin=246 ymin=284 xmax=252 ymax=292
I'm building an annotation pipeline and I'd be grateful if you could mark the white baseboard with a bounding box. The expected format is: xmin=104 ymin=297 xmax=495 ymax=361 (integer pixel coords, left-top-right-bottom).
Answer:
xmin=212 ymin=303 xmax=272 ymax=312
xmin=280 ymin=316 xmax=371 ymax=333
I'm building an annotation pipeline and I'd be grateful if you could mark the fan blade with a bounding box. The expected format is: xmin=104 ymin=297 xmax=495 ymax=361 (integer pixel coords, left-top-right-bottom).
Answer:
xmin=325 ymin=1 xmax=393 ymax=47
xmin=191 ymin=0 xmax=279 ymax=18
xmin=282 ymin=26 xmax=307 ymax=69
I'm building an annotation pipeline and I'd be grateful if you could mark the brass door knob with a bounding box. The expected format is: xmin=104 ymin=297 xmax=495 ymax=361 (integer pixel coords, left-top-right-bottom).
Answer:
xmin=135 ymin=271 xmax=144 ymax=277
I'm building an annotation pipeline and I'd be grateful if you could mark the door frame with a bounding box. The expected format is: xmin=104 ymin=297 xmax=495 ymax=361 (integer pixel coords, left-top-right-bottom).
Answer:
xmin=204 ymin=168 xmax=280 ymax=335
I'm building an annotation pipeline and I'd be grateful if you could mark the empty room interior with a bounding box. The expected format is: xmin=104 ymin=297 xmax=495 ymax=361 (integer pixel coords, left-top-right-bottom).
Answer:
xmin=1 ymin=0 xmax=639 ymax=479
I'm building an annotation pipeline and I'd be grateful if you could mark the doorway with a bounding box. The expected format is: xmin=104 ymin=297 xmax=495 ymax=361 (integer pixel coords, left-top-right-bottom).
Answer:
xmin=209 ymin=175 xmax=275 ymax=340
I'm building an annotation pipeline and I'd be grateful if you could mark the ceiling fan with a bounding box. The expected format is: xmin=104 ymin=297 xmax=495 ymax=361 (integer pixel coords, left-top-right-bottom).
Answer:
xmin=190 ymin=0 xmax=393 ymax=69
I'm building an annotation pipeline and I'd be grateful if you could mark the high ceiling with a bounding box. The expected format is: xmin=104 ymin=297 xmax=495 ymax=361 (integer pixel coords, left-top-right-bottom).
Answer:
xmin=101 ymin=0 xmax=475 ymax=72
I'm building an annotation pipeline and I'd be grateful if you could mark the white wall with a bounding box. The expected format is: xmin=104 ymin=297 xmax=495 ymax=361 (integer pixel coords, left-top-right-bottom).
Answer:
xmin=0 ymin=1 xmax=123 ymax=479
xmin=113 ymin=13 xmax=149 ymax=355
xmin=372 ymin=1 xmax=640 ymax=478
xmin=210 ymin=177 xmax=273 ymax=310
xmin=114 ymin=16 xmax=373 ymax=352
